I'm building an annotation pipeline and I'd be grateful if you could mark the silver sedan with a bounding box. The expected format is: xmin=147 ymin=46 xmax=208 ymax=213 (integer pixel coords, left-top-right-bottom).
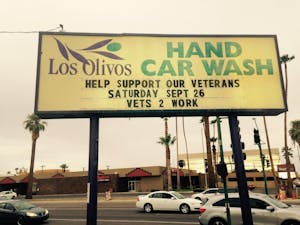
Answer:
xmin=198 ymin=192 xmax=300 ymax=225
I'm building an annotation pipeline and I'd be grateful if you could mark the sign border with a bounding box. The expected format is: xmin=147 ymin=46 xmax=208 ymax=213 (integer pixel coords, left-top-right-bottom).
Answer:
xmin=34 ymin=32 xmax=287 ymax=119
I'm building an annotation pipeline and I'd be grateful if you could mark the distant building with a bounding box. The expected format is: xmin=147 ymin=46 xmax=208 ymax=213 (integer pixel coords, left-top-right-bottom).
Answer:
xmin=178 ymin=148 xmax=280 ymax=173
xmin=0 ymin=166 xmax=199 ymax=195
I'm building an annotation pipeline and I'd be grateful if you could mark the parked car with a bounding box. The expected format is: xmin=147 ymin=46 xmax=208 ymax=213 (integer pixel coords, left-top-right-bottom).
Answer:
xmin=198 ymin=192 xmax=300 ymax=225
xmin=0 ymin=190 xmax=17 ymax=199
xmin=191 ymin=188 xmax=238 ymax=202
xmin=0 ymin=199 xmax=49 ymax=225
xmin=136 ymin=190 xmax=202 ymax=214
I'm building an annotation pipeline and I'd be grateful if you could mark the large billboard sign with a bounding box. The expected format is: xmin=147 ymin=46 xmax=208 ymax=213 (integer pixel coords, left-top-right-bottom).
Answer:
xmin=35 ymin=32 xmax=287 ymax=118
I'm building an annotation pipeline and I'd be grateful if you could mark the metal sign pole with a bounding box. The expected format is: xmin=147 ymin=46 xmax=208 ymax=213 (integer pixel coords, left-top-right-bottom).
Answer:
xmin=228 ymin=115 xmax=253 ymax=225
xmin=87 ymin=116 xmax=99 ymax=225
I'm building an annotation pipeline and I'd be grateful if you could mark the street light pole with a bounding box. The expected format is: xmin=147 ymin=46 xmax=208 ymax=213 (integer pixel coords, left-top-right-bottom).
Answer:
xmin=216 ymin=116 xmax=231 ymax=225
xmin=253 ymin=118 xmax=268 ymax=195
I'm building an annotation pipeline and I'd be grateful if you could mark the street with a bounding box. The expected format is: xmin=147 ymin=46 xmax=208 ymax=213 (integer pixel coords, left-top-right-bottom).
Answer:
xmin=26 ymin=193 xmax=300 ymax=225
xmin=31 ymin=197 xmax=200 ymax=225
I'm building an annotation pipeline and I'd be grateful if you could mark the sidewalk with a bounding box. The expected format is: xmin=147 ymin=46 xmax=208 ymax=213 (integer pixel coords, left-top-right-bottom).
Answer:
xmin=23 ymin=192 xmax=143 ymax=203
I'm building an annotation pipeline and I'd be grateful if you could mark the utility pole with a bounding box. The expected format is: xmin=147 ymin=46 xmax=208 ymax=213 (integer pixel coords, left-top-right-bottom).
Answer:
xmin=215 ymin=116 xmax=231 ymax=225
xmin=253 ymin=118 xmax=268 ymax=195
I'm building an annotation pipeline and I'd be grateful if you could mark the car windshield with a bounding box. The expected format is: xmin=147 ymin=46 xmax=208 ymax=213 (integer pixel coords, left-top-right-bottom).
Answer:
xmin=172 ymin=192 xmax=185 ymax=199
xmin=263 ymin=195 xmax=289 ymax=208
xmin=12 ymin=201 xmax=36 ymax=210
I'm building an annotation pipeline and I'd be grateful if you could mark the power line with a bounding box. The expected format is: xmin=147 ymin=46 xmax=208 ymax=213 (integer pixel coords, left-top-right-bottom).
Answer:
xmin=0 ymin=24 xmax=64 ymax=34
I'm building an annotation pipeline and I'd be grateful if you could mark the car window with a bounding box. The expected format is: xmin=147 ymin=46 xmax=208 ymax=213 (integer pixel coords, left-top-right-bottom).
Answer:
xmin=5 ymin=203 xmax=15 ymax=211
xmin=150 ymin=193 xmax=163 ymax=198
xmin=206 ymin=190 xmax=218 ymax=194
xmin=250 ymin=198 xmax=269 ymax=209
xmin=213 ymin=199 xmax=225 ymax=206
xmin=162 ymin=193 xmax=173 ymax=199
xmin=213 ymin=198 xmax=241 ymax=207
xmin=172 ymin=192 xmax=185 ymax=199
xmin=0 ymin=203 xmax=6 ymax=209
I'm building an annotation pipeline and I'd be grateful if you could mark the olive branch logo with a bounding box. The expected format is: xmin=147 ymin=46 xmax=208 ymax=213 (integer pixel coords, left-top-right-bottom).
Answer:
xmin=54 ymin=38 xmax=123 ymax=64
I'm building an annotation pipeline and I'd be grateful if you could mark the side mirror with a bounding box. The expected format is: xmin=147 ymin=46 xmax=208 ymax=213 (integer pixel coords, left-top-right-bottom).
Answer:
xmin=171 ymin=197 xmax=176 ymax=200
xmin=266 ymin=206 xmax=275 ymax=212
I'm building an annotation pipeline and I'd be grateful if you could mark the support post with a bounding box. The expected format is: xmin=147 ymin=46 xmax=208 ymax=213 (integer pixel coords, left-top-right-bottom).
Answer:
xmin=216 ymin=117 xmax=231 ymax=225
xmin=87 ymin=116 xmax=99 ymax=225
xmin=228 ymin=115 xmax=253 ymax=225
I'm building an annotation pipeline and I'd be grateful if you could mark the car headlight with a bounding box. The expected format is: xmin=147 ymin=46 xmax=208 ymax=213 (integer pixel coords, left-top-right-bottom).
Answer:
xmin=26 ymin=212 xmax=38 ymax=217
xmin=45 ymin=209 xmax=49 ymax=215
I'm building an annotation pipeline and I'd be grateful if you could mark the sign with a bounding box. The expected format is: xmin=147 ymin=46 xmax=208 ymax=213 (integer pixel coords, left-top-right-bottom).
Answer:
xmin=35 ymin=32 xmax=287 ymax=118
xmin=277 ymin=164 xmax=295 ymax=172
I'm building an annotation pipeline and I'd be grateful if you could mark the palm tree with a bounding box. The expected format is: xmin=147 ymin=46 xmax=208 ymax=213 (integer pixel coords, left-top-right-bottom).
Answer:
xmin=182 ymin=117 xmax=193 ymax=190
xmin=24 ymin=114 xmax=47 ymax=199
xmin=289 ymin=120 xmax=300 ymax=147
xmin=158 ymin=118 xmax=176 ymax=191
xmin=175 ymin=117 xmax=180 ymax=191
xmin=281 ymin=54 xmax=295 ymax=197
xmin=60 ymin=163 xmax=69 ymax=172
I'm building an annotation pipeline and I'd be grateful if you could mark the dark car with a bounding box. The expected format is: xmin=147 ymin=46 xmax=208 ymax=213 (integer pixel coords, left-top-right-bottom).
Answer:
xmin=0 ymin=200 xmax=49 ymax=225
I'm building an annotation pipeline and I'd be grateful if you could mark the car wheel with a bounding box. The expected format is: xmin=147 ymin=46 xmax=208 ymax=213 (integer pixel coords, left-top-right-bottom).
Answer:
xmin=179 ymin=204 xmax=190 ymax=214
xmin=144 ymin=203 xmax=153 ymax=213
xmin=282 ymin=220 xmax=300 ymax=225
xmin=209 ymin=218 xmax=227 ymax=225
xmin=17 ymin=216 xmax=26 ymax=225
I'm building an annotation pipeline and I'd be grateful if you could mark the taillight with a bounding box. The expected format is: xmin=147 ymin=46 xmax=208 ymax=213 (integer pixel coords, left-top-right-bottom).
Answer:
xmin=136 ymin=197 xmax=140 ymax=202
xmin=199 ymin=208 xmax=206 ymax=213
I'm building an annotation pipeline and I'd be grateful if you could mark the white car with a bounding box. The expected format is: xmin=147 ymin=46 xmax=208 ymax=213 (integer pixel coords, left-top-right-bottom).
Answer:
xmin=198 ymin=192 xmax=300 ymax=225
xmin=191 ymin=188 xmax=238 ymax=202
xmin=0 ymin=190 xmax=17 ymax=199
xmin=136 ymin=191 xmax=202 ymax=214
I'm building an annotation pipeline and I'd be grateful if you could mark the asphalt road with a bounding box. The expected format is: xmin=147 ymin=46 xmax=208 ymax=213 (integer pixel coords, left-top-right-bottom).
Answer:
xmin=26 ymin=193 xmax=300 ymax=225
xmin=34 ymin=200 xmax=200 ymax=225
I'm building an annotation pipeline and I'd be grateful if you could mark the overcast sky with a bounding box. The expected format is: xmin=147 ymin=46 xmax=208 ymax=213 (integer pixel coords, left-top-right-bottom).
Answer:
xmin=0 ymin=0 xmax=299 ymax=176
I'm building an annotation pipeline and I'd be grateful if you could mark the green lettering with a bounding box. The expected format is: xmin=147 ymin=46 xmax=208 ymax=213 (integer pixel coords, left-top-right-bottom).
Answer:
xmin=224 ymin=60 xmax=242 ymax=75
xmin=225 ymin=42 xmax=242 ymax=57
xmin=158 ymin=60 xmax=176 ymax=76
xmin=167 ymin=42 xmax=184 ymax=58
xmin=243 ymin=59 xmax=255 ymax=75
xmin=202 ymin=60 xmax=224 ymax=76
xmin=141 ymin=59 xmax=156 ymax=76
xmin=256 ymin=59 xmax=273 ymax=75
xmin=205 ymin=42 xmax=223 ymax=57
xmin=178 ymin=60 xmax=194 ymax=76
xmin=185 ymin=42 xmax=204 ymax=58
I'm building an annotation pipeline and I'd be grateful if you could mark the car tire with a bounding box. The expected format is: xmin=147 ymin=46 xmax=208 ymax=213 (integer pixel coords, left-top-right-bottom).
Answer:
xmin=17 ymin=216 xmax=26 ymax=225
xmin=144 ymin=203 xmax=153 ymax=213
xmin=209 ymin=218 xmax=227 ymax=225
xmin=282 ymin=220 xmax=300 ymax=225
xmin=179 ymin=204 xmax=190 ymax=214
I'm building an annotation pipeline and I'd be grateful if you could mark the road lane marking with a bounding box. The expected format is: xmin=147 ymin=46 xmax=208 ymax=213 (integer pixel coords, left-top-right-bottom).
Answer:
xmin=50 ymin=218 xmax=199 ymax=224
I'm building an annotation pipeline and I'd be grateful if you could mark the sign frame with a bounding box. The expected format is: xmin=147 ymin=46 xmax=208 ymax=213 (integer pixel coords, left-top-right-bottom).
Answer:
xmin=34 ymin=32 xmax=287 ymax=119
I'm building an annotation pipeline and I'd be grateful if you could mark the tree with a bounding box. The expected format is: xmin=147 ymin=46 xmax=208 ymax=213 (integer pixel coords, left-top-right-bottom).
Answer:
xmin=182 ymin=117 xmax=193 ymax=190
xmin=158 ymin=118 xmax=176 ymax=191
xmin=60 ymin=163 xmax=69 ymax=172
xmin=281 ymin=54 xmax=295 ymax=197
xmin=24 ymin=114 xmax=47 ymax=199
xmin=289 ymin=120 xmax=300 ymax=147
